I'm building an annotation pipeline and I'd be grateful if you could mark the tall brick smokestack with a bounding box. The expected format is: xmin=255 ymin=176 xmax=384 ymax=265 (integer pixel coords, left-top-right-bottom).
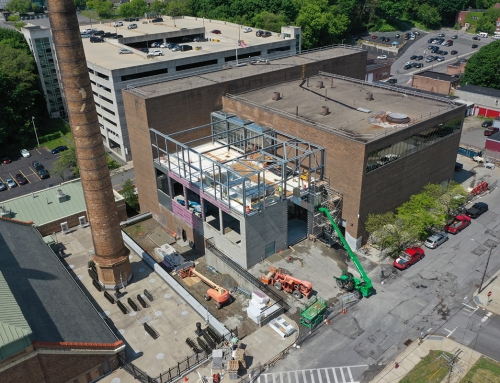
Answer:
xmin=47 ymin=0 xmax=132 ymax=289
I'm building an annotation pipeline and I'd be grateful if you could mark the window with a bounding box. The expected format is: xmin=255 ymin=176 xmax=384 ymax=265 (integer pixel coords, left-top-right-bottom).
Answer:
xmin=96 ymin=71 xmax=109 ymax=80
xmin=102 ymin=106 xmax=115 ymax=115
xmin=176 ymin=59 xmax=218 ymax=72
xmin=121 ymin=67 xmax=168 ymax=82
xmin=100 ymin=95 xmax=113 ymax=104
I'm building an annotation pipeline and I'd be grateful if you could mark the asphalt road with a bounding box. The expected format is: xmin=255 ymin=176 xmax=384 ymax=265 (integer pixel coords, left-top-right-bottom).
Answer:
xmin=267 ymin=159 xmax=500 ymax=381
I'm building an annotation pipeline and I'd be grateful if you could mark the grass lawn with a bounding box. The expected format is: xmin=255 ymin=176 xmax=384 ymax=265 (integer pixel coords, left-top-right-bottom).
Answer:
xmin=460 ymin=357 xmax=500 ymax=383
xmin=400 ymin=350 xmax=451 ymax=383
xmin=42 ymin=132 xmax=73 ymax=150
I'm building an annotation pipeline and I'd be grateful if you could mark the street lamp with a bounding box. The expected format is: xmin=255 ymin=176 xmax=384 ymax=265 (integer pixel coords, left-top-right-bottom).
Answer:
xmin=471 ymin=238 xmax=494 ymax=293
xmin=31 ymin=116 xmax=40 ymax=147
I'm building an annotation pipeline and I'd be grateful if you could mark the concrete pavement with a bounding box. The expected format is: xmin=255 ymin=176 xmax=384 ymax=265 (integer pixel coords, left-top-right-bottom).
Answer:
xmin=474 ymin=269 xmax=500 ymax=315
xmin=370 ymin=336 xmax=482 ymax=383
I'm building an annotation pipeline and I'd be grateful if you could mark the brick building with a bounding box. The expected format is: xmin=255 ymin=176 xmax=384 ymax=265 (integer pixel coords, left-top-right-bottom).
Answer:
xmin=454 ymin=85 xmax=500 ymax=118
xmin=365 ymin=62 xmax=392 ymax=82
xmin=411 ymin=71 xmax=461 ymax=95
xmin=0 ymin=219 xmax=124 ymax=383
xmin=124 ymin=49 xmax=464 ymax=262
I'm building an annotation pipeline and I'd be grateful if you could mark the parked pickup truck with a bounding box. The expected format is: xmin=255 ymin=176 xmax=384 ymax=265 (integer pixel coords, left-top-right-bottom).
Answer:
xmin=445 ymin=215 xmax=471 ymax=234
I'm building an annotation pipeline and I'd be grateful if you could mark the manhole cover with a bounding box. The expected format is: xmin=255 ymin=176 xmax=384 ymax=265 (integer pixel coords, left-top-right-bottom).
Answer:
xmin=149 ymin=278 xmax=156 ymax=284
xmin=404 ymin=339 xmax=412 ymax=346
xmin=157 ymin=353 xmax=165 ymax=360
xmin=155 ymin=311 xmax=162 ymax=317
xmin=164 ymin=294 xmax=172 ymax=299
xmin=139 ymin=268 xmax=146 ymax=273
xmin=181 ymin=310 xmax=189 ymax=316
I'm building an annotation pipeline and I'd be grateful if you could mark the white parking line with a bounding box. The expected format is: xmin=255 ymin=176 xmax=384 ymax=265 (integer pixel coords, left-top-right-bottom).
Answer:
xmin=444 ymin=327 xmax=457 ymax=338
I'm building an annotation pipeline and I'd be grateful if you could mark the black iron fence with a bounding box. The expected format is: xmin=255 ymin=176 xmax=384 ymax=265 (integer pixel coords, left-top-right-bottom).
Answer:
xmin=118 ymin=356 xmax=154 ymax=383
xmin=206 ymin=238 xmax=290 ymax=311
xmin=156 ymin=352 xmax=210 ymax=383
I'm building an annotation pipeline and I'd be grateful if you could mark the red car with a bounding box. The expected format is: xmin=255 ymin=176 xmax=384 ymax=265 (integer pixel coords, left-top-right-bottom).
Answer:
xmin=210 ymin=30 xmax=221 ymax=34
xmin=484 ymin=127 xmax=499 ymax=136
xmin=2 ymin=156 xmax=12 ymax=164
xmin=445 ymin=214 xmax=471 ymax=234
xmin=371 ymin=35 xmax=377 ymax=39
xmin=15 ymin=173 xmax=28 ymax=185
xmin=393 ymin=247 xmax=425 ymax=270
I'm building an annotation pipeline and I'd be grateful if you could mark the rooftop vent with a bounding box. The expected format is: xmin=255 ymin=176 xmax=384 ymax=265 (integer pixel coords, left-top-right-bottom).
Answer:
xmin=365 ymin=92 xmax=374 ymax=101
xmin=0 ymin=206 xmax=10 ymax=218
xmin=386 ymin=113 xmax=411 ymax=124
xmin=316 ymin=81 xmax=324 ymax=89
xmin=56 ymin=189 xmax=67 ymax=203
xmin=320 ymin=106 xmax=330 ymax=116
xmin=272 ymin=92 xmax=281 ymax=101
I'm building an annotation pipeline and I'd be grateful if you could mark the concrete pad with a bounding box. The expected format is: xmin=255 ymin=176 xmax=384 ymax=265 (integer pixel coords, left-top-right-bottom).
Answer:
xmin=474 ymin=269 xmax=500 ymax=315
xmin=390 ymin=297 xmax=428 ymax=322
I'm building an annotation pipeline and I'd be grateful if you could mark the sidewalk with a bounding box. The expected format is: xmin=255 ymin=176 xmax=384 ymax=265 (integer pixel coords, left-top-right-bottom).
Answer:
xmin=371 ymin=336 xmax=482 ymax=383
xmin=110 ymin=160 xmax=133 ymax=176
xmin=473 ymin=268 xmax=500 ymax=315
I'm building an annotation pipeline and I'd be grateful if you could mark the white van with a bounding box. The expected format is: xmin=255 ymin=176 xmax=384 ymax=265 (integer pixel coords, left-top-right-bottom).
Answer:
xmin=477 ymin=32 xmax=488 ymax=38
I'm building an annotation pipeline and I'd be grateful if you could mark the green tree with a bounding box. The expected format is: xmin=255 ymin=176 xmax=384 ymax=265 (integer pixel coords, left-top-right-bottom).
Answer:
xmin=31 ymin=3 xmax=40 ymax=13
xmin=150 ymin=0 xmax=167 ymax=14
xmin=8 ymin=14 xmax=20 ymax=21
xmin=475 ymin=7 xmax=500 ymax=34
xmin=460 ymin=40 xmax=500 ymax=89
xmin=86 ymin=0 xmax=114 ymax=18
xmin=295 ymin=0 xmax=349 ymax=48
xmin=74 ymin=0 xmax=87 ymax=8
xmin=119 ymin=0 xmax=148 ymax=18
xmin=53 ymin=145 xmax=79 ymax=179
xmin=167 ymin=0 xmax=192 ymax=17
xmin=253 ymin=11 xmax=286 ymax=32
xmin=417 ymin=4 xmax=441 ymax=28
xmin=5 ymin=0 xmax=31 ymax=13
xmin=121 ymin=179 xmax=140 ymax=211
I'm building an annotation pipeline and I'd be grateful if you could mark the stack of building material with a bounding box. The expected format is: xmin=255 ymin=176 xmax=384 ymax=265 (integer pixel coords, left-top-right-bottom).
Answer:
xmin=212 ymin=349 xmax=223 ymax=369
xmin=233 ymin=348 xmax=246 ymax=368
xmin=227 ymin=360 xmax=240 ymax=380
xmin=246 ymin=291 xmax=270 ymax=324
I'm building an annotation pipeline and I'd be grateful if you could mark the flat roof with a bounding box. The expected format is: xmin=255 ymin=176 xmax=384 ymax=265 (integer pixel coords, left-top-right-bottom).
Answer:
xmin=456 ymin=84 xmax=500 ymax=98
xmin=227 ymin=74 xmax=460 ymax=141
xmin=83 ymin=18 xmax=286 ymax=70
xmin=128 ymin=46 xmax=364 ymax=97
xmin=0 ymin=219 xmax=118 ymax=344
xmin=414 ymin=70 xmax=460 ymax=81
xmin=0 ymin=179 xmax=123 ymax=226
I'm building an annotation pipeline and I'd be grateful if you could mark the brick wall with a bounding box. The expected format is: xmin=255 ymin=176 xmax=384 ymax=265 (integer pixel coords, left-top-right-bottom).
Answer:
xmin=366 ymin=64 xmax=391 ymax=82
xmin=0 ymin=352 xmax=119 ymax=383
xmin=447 ymin=62 xmax=466 ymax=75
xmin=412 ymin=75 xmax=458 ymax=95
xmin=123 ymin=50 xmax=367 ymax=235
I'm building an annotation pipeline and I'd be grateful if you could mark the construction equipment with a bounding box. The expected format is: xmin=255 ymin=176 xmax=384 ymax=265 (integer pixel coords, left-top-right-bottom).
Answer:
xmin=300 ymin=296 xmax=327 ymax=329
xmin=176 ymin=262 xmax=230 ymax=309
xmin=318 ymin=207 xmax=373 ymax=299
xmin=261 ymin=266 xmax=313 ymax=299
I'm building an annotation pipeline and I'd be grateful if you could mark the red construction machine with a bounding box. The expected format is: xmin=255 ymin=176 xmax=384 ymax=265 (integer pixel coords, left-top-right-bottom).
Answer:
xmin=176 ymin=262 xmax=230 ymax=309
xmin=261 ymin=266 xmax=313 ymax=299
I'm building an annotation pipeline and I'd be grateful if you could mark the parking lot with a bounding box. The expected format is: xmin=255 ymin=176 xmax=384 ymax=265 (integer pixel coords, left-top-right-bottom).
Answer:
xmin=0 ymin=147 xmax=65 ymax=201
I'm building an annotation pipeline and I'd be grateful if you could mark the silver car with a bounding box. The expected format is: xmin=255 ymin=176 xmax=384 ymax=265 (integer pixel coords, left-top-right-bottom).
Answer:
xmin=0 ymin=181 xmax=6 ymax=191
xmin=5 ymin=178 xmax=17 ymax=188
xmin=119 ymin=48 xmax=133 ymax=54
xmin=424 ymin=233 xmax=448 ymax=249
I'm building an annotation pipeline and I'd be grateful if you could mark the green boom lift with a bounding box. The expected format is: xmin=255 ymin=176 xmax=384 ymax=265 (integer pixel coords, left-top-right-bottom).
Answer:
xmin=318 ymin=207 xmax=373 ymax=299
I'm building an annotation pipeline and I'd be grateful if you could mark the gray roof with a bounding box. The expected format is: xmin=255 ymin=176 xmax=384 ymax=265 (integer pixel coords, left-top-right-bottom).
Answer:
xmin=456 ymin=84 xmax=500 ymax=98
xmin=0 ymin=219 xmax=118 ymax=345
xmin=414 ymin=71 xmax=460 ymax=82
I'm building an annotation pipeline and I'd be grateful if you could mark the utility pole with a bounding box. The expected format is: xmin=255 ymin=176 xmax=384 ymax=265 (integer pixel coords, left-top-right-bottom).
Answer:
xmin=479 ymin=247 xmax=493 ymax=293
xmin=439 ymin=349 xmax=463 ymax=383
xmin=31 ymin=116 xmax=40 ymax=147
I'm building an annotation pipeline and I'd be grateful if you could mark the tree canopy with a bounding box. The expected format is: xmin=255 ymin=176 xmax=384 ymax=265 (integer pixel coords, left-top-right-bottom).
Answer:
xmin=86 ymin=0 xmax=114 ymax=18
xmin=5 ymin=0 xmax=31 ymax=14
xmin=460 ymin=40 xmax=500 ymax=90
xmin=0 ymin=28 xmax=43 ymax=153
xmin=119 ymin=0 xmax=148 ymax=18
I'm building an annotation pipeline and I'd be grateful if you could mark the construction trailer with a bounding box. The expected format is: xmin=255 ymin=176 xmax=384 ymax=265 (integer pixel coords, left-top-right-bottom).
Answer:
xmin=150 ymin=111 xmax=342 ymax=268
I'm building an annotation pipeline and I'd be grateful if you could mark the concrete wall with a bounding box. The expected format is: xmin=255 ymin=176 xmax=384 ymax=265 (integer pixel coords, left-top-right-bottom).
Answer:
xmin=123 ymin=49 xmax=367 ymax=232
xmin=455 ymin=88 xmax=500 ymax=108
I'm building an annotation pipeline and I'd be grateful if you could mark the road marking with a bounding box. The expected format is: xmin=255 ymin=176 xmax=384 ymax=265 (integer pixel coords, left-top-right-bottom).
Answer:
xmin=444 ymin=327 xmax=457 ymax=338
xmin=427 ymin=328 xmax=433 ymax=332
xmin=9 ymin=173 xmax=19 ymax=187
xmin=339 ymin=369 xmax=346 ymax=383
xmin=347 ymin=368 xmax=354 ymax=382
xmin=461 ymin=303 xmax=479 ymax=316
xmin=332 ymin=369 xmax=339 ymax=383
xmin=323 ymin=369 xmax=330 ymax=383
xmin=317 ymin=369 xmax=323 ymax=383
xmin=20 ymin=170 xmax=30 ymax=184
xmin=462 ymin=303 xmax=478 ymax=310
xmin=481 ymin=312 xmax=493 ymax=323
xmin=259 ymin=367 xmax=366 ymax=383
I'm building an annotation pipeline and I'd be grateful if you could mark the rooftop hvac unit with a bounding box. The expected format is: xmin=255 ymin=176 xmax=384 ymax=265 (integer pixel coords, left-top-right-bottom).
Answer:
xmin=79 ymin=216 xmax=87 ymax=226
xmin=0 ymin=206 xmax=11 ymax=218
xmin=57 ymin=189 xmax=67 ymax=202
xmin=60 ymin=221 xmax=69 ymax=233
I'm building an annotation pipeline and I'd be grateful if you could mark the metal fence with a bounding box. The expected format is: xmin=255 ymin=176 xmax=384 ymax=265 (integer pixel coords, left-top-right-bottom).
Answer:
xmin=205 ymin=238 xmax=290 ymax=311
xmin=119 ymin=356 xmax=154 ymax=383
xmin=156 ymin=352 xmax=211 ymax=383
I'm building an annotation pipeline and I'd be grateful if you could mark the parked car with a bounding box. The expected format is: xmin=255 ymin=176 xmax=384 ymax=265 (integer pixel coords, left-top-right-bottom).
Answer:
xmin=416 ymin=55 xmax=423 ymax=61
xmin=20 ymin=149 xmax=30 ymax=158
xmin=38 ymin=169 xmax=50 ymax=179
xmin=426 ymin=56 xmax=435 ymax=63
xmin=92 ymin=30 xmax=105 ymax=36
xmin=150 ymin=49 xmax=164 ymax=56
xmin=371 ymin=35 xmax=377 ymax=39
xmin=243 ymin=27 xmax=252 ymax=33
xmin=393 ymin=247 xmax=425 ymax=270
xmin=193 ymin=37 xmax=207 ymax=42
xmin=410 ymin=55 xmax=417 ymax=60
xmin=210 ymin=30 xmax=221 ymax=34
xmin=377 ymin=154 xmax=398 ymax=165
xmin=395 ymin=33 xmax=400 ymax=38
xmin=124 ymin=17 xmax=139 ymax=21
xmin=387 ymin=78 xmax=397 ymax=84
xmin=151 ymin=18 xmax=163 ymax=23
xmin=450 ymin=50 xmax=458 ymax=55
xmin=51 ymin=145 xmax=68 ymax=154
xmin=128 ymin=23 xmax=138 ymax=29
xmin=150 ymin=42 xmax=160 ymax=47
xmin=0 ymin=181 xmax=6 ymax=191
xmin=438 ymin=33 xmax=445 ymax=37
xmin=5 ymin=178 xmax=16 ymax=188
xmin=15 ymin=173 xmax=28 ymax=185
xmin=90 ymin=36 xmax=104 ymax=43
xmin=472 ymin=44 xmax=478 ymax=48
xmin=34 ymin=164 xmax=44 ymax=172
xmin=424 ymin=233 xmax=448 ymax=249
xmin=452 ymin=35 xmax=458 ymax=39
xmin=445 ymin=215 xmax=471 ymax=234
xmin=404 ymin=64 xmax=413 ymax=70
xmin=2 ymin=157 xmax=12 ymax=164
xmin=482 ymin=120 xmax=493 ymax=127
xmin=413 ymin=63 xmax=423 ymax=68
xmin=80 ymin=33 xmax=91 ymax=38
xmin=455 ymin=162 xmax=463 ymax=171
xmin=114 ymin=21 xmax=123 ymax=27
xmin=484 ymin=127 xmax=499 ymax=136
xmin=113 ymin=34 xmax=123 ymax=39
xmin=171 ymin=45 xmax=181 ymax=52
xmin=103 ymin=32 xmax=116 ymax=38
xmin=159 ymin=43 xmax=169 ymax=48
xmin=466 ymin=202 xmax=488 ymax=218
xmin=472 ymin=36 xmax=480 ymax=40
xmin=377 ymin=55 xmax=387 ymax=59
xmin=436 ymin=56 xmax=445 ymax=62
xmin=139 ymin=48 xmax=149 ymax=53
xmin=180 ymin=45 xmax=193 ymax=52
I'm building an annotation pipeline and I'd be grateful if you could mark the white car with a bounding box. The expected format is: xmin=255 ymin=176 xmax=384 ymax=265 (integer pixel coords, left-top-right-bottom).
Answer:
xmin=20 ymin=149 xmax=30 ymax=158
xmin=119 ymin=48 xmax=133 ymax=54
xmin=114 ymin=21 xmax=123 ymax=27
xmin=128 ymin=23 xmax=138 ymax=29
xmin=160 ymin=43 xmax=168 ymax=48
xmin=243 ymin=27 xmax=252 ymax=33
xmin=150 ymin=49 xmax=164 ymax=56
xmin=377 ymin=55 xmax=387 ymax=59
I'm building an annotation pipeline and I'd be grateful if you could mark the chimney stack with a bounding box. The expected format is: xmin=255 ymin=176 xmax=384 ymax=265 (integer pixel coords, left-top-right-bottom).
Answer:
xmin=47 ymin=0 xmax=132 ymax=289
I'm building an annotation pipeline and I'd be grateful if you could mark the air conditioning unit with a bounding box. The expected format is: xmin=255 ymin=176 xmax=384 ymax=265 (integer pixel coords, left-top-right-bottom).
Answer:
xmin=60 ymin=222 xmax=69 ymax=233
xmin=79 ymin=216 xmax=87 ymax=226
